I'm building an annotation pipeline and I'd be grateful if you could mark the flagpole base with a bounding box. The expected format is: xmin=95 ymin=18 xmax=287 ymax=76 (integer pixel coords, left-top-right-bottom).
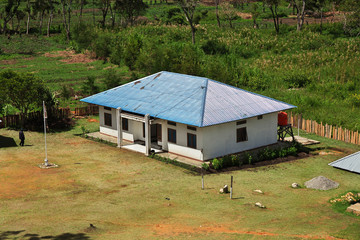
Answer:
xmin=38 ymin=161 xmax=58 ymax=169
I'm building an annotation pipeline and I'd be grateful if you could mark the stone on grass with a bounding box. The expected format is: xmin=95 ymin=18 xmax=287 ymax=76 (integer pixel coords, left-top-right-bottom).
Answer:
xmin=255 ymin=202 xmax=266 ymax=208
xmin=305 ymin=176 xmax=339 ymax=190
xmin=347 ymin=203 xmax=360 ymax=216
xmin=253 ymin=189 xmax=263 ymax=194
xmin=291 ymin=183 xmax=300 ymax=188
xmin=220 ymin=185 xmax=229 ymax=194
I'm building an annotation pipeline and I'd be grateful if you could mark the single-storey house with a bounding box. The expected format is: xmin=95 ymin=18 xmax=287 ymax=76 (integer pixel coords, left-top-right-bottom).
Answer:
xmin=81 ymin=71 xmax=295 ymax=161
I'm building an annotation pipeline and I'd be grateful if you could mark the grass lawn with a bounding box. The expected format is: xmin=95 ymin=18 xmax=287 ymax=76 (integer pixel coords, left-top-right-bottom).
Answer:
xmin=1 ymin=119 xmax=360 ymax=239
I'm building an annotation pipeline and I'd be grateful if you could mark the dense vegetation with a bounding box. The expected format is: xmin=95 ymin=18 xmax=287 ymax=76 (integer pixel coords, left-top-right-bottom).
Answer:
xmin=1 ymin=0 xmax=360 ymax=131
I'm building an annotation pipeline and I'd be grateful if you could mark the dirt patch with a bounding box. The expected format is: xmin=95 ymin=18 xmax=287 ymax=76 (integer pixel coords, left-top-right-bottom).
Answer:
xmin=44 ymin=50 xmax=96 ymax=64
xmin=265 ymin=13 xmax=343 ymax=26
xmin=87 ymin=118 xmax=99 ymax=123
xmin=0 ymin=59 xmax=17 ymax=65
xmin=0 ymin=162 xmax=75 ymax=199
xmin=151 ymin=223 xmax=344 ymax=239
xmin=237 ymin=12 xmax=252 ymax=19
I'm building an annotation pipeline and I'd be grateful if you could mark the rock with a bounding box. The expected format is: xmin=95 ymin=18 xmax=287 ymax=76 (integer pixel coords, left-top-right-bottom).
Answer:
xmin=255 ymin=202 xmax=266 ymax=208
xmin=346 ymin=203 xmax=360 ymax=216
xmin=220 ymin=185 xmax=229 ymax=194
xmin=253 ymin=189 xmax=263 ymax=194
xmin=291 ymin=183 xmax=300 ymax=188
xmin=305 ymin=176 xmax=339 ymax=190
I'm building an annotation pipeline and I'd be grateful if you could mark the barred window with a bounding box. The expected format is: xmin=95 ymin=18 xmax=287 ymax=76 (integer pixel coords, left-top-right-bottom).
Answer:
xmin=104 ymin=113 xmax=112 ymax=127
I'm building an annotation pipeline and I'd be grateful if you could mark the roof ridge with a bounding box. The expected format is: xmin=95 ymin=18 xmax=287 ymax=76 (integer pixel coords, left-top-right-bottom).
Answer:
xmin=199 ymin=78 xmax=210 ymax=127
xmin=207 ymin=78 xmax=297 ymax=109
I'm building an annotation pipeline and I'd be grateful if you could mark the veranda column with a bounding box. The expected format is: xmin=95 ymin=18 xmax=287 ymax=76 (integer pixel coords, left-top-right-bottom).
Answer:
xmin=116 ymin=107 xmax=122 ymax=148
xmin=145 ymin=114 xmax=151 ymax=156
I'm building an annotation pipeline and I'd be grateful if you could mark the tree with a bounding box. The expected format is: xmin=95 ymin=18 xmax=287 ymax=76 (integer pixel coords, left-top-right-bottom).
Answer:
xmin=175 ymin=0 xmax=199 ymax=44
xmin=1 ymin=0 xmax=21 ymax=34
xmin=214 ymin=0 xmax=221 ymax=27
xmin=220 ymin=2 xmax=238 ymax=28
xmin=96 ymin=0 xmax=111 ymax=28
xmin=249 ymin=2 xmax=260 ymax=28
xmin=0 ymin=70 xmax=50 ymax=127
xmin=307 ymin=0 xmax=328 ymax=33
xmin=263 ymin=0 xmax=280 ymax=34
xmin=33 ymin=0 xmax=50 ymax=35
xmin=339 ymin=0 xmax=360 ymax=36
xmin=60 ymin=0 xmax=73 ymax=41
xmin=294 ymin=0 xmax=306 ymax=31
xmin=114 ymin=0 xmax=147 ymax=27
xmin=81 ymin=76 xmax=99 ymax=95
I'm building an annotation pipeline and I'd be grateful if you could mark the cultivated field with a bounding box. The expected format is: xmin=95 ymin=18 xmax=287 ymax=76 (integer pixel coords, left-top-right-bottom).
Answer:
xmin=1 ymin=118 xmax=360 ymax=239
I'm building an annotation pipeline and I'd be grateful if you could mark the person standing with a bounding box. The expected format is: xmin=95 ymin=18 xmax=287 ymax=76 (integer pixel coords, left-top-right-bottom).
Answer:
xmin=19 ymin=129 xmax=25 ymax=146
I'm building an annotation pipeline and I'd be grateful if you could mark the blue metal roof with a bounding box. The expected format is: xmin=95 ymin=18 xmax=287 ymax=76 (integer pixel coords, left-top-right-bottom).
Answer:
xmin=329 ymin=151 xmax=360 ymax=174
xmin=81 ymin=71 xmax=296 ymax=127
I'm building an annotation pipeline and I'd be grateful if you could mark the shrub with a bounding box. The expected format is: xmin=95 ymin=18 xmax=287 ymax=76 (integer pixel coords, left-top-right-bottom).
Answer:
xmin=222 ymin=155 xmax=232 ymax=168
xmin=92 ymin=32 xmax=112 ymax=60
xmin=202 ymin=163 xmax=209 ymax=171
xmin=124 ymin=34 xmax=143 ymax=70
xmin=103 ymin=69 xmax=122 ymax=90
xmin=81 ymin=76 xmax=99 ymax=95
xmin=60 ymin=85 xmax=72 ymax=100
xmin=201 ymin=39 xmax=228 ymax=55
xmin=245 ymin=153 xmax=253 ymax=165
xmin=71 ymin=23 xmax=97 ymax=52
xmin=212 ymin=158 xmax=223 ymax=170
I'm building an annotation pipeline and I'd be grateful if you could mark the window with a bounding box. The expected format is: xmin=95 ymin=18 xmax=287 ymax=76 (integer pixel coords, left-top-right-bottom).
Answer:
xmin=143 ymin=123 xmax=145 ymax=138
xmin=236 ymin=120 xmax=246 ymax=125
xmin=104 ymin=113 xmax=112 ymax=127
xmin=168 ymin=121 xmax=176 ymax=126
xmin=257 ymin=115 xmax=263 ymax=120
xmin=122 ymin=118 xmax=128 ymax=131
xmin=168 ymin=128 xmax=176 ymax=143
xmin=237 ymin=127 xmax=248 ymax=142
xmin=104 ymin=107 xmax=111 ymax=111
xmin=187 ymin=133 xmax=197 ymax=149
xmin=187 ymin=126 xmax=196 ymax=131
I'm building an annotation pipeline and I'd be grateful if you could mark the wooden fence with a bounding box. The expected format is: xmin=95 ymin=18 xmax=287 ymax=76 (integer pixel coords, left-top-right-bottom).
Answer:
xmin=0 ymin=105 xmax=98 ymax=128
xmin=288 ymin=113 xmax=360 ymax=145
xmin=74 ymin=105 xmax=99 ymax=116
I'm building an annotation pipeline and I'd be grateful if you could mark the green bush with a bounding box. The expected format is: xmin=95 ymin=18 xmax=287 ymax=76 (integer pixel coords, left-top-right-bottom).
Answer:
xmin=124 ymin=34 xmax=143 ymax=70
xmin=212 ymin=158 xmax=223 ymax=170
xmin=222 ymin=155 xmax=232 ymax=168
xmin=202 ymin=163 xmax=209 ymax=171
xmin=103 ymin=69 xmax=122 ymax=90
xmin=201 ymin=39 xmax=228 ymax=55
xmin=92 ymin=32 xmax=113 ymax=60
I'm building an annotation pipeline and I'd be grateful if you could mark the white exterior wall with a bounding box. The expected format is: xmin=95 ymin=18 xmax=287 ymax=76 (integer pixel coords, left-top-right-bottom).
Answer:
xmin=99 ymin=106 xmax=117 ymax=136
xmin=99 ymin=106 xmax=142 ymax=142
xmin=98 ymin=106 xmax=277 ymax=161
xmin=161 ymin=120 xmax=204 ymax=160
xmin=202 ymin=113 xmax=278 ymax=160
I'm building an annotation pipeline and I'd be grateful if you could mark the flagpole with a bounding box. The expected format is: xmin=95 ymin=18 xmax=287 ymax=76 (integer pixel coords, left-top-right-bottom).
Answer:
xmin=43 ymin=101 xmax=48 ymax=166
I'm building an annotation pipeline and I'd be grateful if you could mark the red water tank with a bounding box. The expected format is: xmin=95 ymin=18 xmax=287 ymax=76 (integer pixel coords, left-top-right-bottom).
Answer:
xmin=278 ymin=112 xmax=288 ymax=126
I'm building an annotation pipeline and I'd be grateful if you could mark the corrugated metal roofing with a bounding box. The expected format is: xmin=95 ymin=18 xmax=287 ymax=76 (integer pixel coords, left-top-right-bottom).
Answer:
xmin=329 ymin=151 xmax=360 ymax=174
xmin=81 ymin=71 xmax=296 ymax=127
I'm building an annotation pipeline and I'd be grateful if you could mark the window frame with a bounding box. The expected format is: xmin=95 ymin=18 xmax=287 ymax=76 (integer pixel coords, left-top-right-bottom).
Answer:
xmin=168 ymin=121 xmax=176 ymax=126
xmin=122 ymin=118 xmax=129 ymax=131
xmin=168 ymin=128 xmax=177 ymax=144
xmin=187 ymin=133 xmax=197 ymax=149
xmin=104 ymin=113 xmax=112 ymax=127
xmin=236 ymin=120 xmax=247 ymax=125
xmin=236 ymin=127 xmax=248 ymax=142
